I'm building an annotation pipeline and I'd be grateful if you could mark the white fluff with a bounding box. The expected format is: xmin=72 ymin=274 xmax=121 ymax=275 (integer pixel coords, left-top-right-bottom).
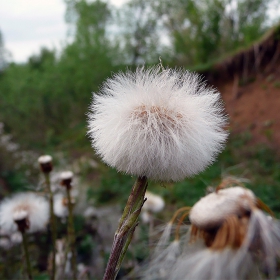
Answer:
xmin=0 ymin=192 xmax=49 ymax=233
xmin=243 ymin=209 xmax=280 ymax=277
xmin=10 ymin=232 xmax=23 ymax=244
xmin=38 ymin=155 xmax=52 ymax=164
xmin=142 ymin=240 xmax=181 ymax=280
xmin=88 ymin=66 xmax=228 ymax=181
xmin=171 ymin=248 xmax=260 ymax=280
xmin=143 ymin=191 xmax=165 ymax=213
xmin=54 ymin=194 xmax=69 ymax=218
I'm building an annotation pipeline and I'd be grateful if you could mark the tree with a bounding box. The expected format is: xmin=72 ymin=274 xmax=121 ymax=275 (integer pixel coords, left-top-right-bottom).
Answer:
xmin=154 ymin=0 xmax=273 ymax=66
xmin=0 ymin=30 xmax=10 ymax=72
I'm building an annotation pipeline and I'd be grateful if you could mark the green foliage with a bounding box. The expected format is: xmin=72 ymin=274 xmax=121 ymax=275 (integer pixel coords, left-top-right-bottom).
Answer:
xmin=152 ymin=0 xmax=271 ymax=65
xmin=90 ymin=167 xmax=135 ymax=205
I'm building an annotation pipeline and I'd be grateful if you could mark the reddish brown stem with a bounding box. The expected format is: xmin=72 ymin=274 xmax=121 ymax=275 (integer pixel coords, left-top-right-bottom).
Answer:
xmin=102 ymin=176 xmax=148 ymax=280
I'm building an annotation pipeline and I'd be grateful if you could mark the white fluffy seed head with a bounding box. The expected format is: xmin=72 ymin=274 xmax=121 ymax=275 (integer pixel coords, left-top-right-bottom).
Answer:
xmin=189 ymin=187 xmax=256 ymax=230
xmin=0 ymin=192 xmax=49 ymax=233
xmin=38 ymin=155 xmax=52 ymax=164
xmin=143 ymin=191 xmax=165 ymax=213
xmin=88 ymin=66 xmax=228 ymax=181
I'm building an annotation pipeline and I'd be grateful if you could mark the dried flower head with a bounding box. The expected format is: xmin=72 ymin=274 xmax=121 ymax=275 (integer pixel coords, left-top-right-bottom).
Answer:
xmin=143 ymin=184 xmax=280 ymax=279
xmin=38 ymin=155 xmax=53 ymax=173
xmin=59 ymin=171 xmax=74 ymax=189
xmin=0 ymin=192 xmax=49 ymax=233
xmin=88 ymin=66 xmax=228 ymax=181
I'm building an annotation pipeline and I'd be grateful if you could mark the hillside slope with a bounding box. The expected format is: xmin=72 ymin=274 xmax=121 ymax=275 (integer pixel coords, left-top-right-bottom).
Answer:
xmin=203 ymin=26 xmax=280 ymax=148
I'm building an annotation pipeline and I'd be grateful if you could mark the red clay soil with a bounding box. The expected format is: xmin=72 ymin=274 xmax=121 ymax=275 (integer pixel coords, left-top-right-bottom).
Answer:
xmin=214 ymin=71 xmax=280 ymax=148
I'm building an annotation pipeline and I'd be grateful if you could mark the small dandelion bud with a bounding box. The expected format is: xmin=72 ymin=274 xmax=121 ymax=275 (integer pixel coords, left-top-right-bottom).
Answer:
xmin=38 ymin=155 xmax=53 ymax=173
xmin=60 ymin=171 xmax=74 ymax=189
xmin=88 ymin=66 xmax=228 ymax=182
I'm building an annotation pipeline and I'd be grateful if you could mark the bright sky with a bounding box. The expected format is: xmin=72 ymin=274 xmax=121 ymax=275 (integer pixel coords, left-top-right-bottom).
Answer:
xmin=0 ymin=0 xmax=127 ymax=63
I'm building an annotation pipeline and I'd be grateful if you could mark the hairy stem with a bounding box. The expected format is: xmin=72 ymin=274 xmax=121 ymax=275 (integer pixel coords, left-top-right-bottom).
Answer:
xmin=21 ymin=231 xmax=33 ymax=280
xmin=45 ymin=173 xmax=57 ymax=280
xmin=103 ymin=176 xmax=148 ymax=280
xmin=66 ymin=187 xmax=77 ymax=280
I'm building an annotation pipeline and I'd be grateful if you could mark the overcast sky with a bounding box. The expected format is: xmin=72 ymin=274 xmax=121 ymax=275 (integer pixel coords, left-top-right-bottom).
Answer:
xmin=0 ymin=0 xmax=127 ymax=63
xmin=1 ymin=0 xmax=279 ymax=63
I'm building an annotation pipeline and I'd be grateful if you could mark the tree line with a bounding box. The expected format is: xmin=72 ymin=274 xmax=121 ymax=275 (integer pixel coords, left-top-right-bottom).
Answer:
xmin=0 ymin=0 xmax=278 ymax=149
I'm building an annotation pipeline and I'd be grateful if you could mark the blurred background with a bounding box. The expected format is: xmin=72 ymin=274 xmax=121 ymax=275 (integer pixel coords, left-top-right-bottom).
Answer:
xmin=0 ymin=0 xmax=280 ymax=279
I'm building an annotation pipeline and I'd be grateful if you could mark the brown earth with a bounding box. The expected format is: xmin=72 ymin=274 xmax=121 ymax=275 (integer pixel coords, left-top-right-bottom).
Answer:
xmin=201 ymin=26 xmax=280 ymax=149
xmin=216 ymin=72 xmax=280 ymax=148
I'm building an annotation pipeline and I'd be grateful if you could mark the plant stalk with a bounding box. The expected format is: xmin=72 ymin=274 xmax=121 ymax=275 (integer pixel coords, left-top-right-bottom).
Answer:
xmin=45 ymin=173 xmax=57 ymax=280
xmin=66 ymin=186 xmax=77 ymax=280
xmin=102 ymin=176 xmax=148 ymax=280
xmin=21 ymin=231 xmax=33 ymax=280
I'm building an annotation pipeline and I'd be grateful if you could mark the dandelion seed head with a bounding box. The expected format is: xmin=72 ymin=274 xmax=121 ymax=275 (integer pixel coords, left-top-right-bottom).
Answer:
xmin=0 ymin=192 xmax=49 ymax=233
xmin=190 ymin=187 xmax=255 ymax=230
xmin=88 ymin=66 xmax=228 ymax=181
xmin=143 ymin=191 xmax=165 ymax=213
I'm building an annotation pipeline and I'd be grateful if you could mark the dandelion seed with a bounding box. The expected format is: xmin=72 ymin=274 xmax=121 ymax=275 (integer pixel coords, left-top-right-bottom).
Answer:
xmin=88 ymin=66 xmax=228 ymax=181
xmin=0 ymin=192 xmax=49 ymax=233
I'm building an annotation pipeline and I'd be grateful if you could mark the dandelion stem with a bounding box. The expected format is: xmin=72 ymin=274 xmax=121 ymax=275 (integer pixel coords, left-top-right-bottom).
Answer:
xmin=103 ymin=176 xmax=148 ymax=280
xmin=21 ymin=231 xmax=33 ymax=280
xmin=45 ymin=173 xmax=57 ymax=280
xmin=66 ymin=186 xmax=77 ymax=280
